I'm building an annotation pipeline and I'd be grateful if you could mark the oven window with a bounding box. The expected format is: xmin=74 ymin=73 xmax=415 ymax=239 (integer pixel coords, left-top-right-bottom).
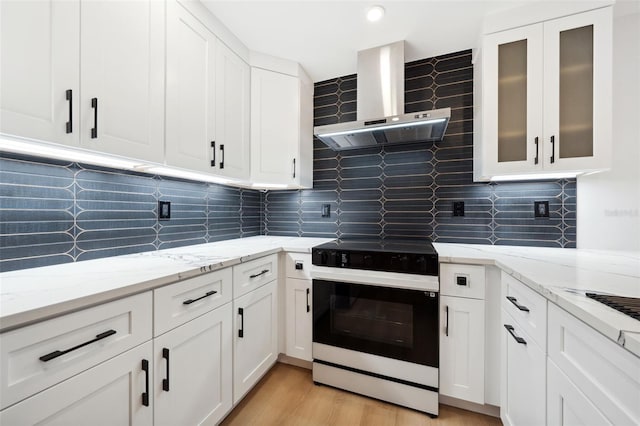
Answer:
xmin=313 ymin=280 xmax=439 ymax=367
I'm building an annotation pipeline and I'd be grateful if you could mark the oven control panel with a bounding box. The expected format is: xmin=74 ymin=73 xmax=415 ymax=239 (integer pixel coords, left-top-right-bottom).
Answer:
xmin=312 ymin=248 xmax=438 ymax=276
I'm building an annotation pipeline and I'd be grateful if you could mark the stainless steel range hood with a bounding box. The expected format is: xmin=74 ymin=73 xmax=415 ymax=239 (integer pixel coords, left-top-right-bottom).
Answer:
xmin=314 ymin=41 xmax=450 ymax=151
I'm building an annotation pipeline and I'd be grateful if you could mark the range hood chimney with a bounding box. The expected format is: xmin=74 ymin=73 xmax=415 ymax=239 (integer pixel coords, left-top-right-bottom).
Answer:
xmin=314 ymin=41 xmax=450 ymax=151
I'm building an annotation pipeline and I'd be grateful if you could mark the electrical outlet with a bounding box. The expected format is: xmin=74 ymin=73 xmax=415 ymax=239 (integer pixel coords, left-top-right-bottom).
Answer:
xmin=321 ymin=204 xmax=331 ymax=217
xmin=534 ymin=201 xmax=549 ymax=218
xmin=453 ymin=201 xmax=465 ymax=217
xmin=158 ymin=201 xmax=171 ymax=220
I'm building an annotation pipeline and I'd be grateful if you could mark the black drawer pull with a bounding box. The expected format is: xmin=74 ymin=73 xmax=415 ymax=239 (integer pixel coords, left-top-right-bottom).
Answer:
xmin=210 ymin=141 xmax=216 ymax=167
xmin=66 ymin=89 xmax=73 ymax=133
xmin=90 ymin=97 xmax=98 ymax=139
xmin=504 ymin=324 xmax=527 ymax=345
xmin=506 ymin=296 xmax=530 ymax=312
xmin=141 ymin=359 xmax=150 ymax=407
xmin=183 ymin=290 xmax=217 ymax=305
xmin=238 ymin=308 xmax=244 ymax=338
xmin=306 ymin=288 xmax=310 ymax=313
xmin=250 ymin=269 xmax=269 ymax=279
xmin=534 ymin=136 xmax=539 ymax=165
xmin=39 ymin=329 xmax=116 ymax=362
xmin=292 ymin=158 xmax=296 ymax=179
xmin=550 ymin=135 xmax=555 ymax=164
xmin=162 ymin=348 xmax=170 ymax=391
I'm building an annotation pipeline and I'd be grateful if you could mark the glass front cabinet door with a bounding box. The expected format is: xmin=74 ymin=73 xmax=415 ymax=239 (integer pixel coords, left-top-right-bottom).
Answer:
xmin=479 ymin=7 xmax=612 ymax=179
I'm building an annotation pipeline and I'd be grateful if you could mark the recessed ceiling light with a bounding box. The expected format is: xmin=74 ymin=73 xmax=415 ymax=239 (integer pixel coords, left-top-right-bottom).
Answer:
xmin=367 ymin=5 xmax=385 ymax=22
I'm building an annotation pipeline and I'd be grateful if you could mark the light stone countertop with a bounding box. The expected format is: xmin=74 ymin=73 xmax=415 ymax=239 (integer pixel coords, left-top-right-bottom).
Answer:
xmin=0 ymin=236 xmax=333 ymax=332
xmin=434 ymin=243 xmax=640 ymax=357
xmin=2 ymin=237 xmax=639 ymax=357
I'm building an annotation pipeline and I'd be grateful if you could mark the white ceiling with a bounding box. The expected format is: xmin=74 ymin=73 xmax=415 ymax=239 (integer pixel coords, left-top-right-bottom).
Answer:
xmin=202 ymin=0 xmax=529 ymax=82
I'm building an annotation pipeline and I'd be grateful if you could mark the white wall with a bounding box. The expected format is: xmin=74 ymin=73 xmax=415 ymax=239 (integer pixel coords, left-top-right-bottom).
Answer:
xmin=577 ymin=5 xmax=640 ymax=250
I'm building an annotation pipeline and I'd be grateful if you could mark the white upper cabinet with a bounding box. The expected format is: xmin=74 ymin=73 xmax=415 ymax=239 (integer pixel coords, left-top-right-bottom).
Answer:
xmin=165 ymin=0 xmax=217 ymax=174
xmin=251 ymin=61 xmax=313 ymax=188
xmin=80 ymin=0 xmax=164 ymax=163
xmin=475 ymin=7 xmax=612 ymax=181
xmin=215 ymin=42 xmax=251 ymax=180
xmin=0 ymin=0 xmax=165 ymax=163
xmin=0 ymin=0 xmax=80 ymax=146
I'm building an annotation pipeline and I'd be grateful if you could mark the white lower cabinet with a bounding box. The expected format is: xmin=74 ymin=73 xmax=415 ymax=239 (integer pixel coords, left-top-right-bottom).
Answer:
xmin=153 ymin=303 xmax=233 ymax=426
xmin=233 ymin=279 xmax=278 ymax=404
xmin=285 ymin=277 xmax=312 ymax=361
xmin=0 ymin=341 xmax=153 ymax=426
xmin=439 ymin=295 xmax=485 ymax=404
xmin=547 ymin=359 xmax=610 ymax=426
xmin=501 ymin=309 xmax=546 ymax=426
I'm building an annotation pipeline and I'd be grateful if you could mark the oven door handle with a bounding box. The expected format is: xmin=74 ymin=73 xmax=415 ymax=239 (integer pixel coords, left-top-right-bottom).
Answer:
xmin=445 ymin=305 xmax=449 ymax=337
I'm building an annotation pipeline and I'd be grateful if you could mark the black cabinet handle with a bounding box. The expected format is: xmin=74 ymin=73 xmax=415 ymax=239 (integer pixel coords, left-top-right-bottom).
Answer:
xmin=238 ymin=308 xmax=244 ymax=338
xmin=445 ymin=305 xmax=449 ymax=337
xmin=295 ymin=261 xmax=303 ymax=270
xmin=250 ymin=269 xmax=269 ymax=279
xmin=183 ymin=290 xmax=217 ymax=305
xmin=506 ymin=296 xmax=530 ymax=312
xmin=66 ymin=89 xmax=73 ymax=134
xmin=162 ymin=348 xmax=170 ymax=391
xmin=550 ymin=135 xmax=555 ymax=163
xmin=306 ymin=288 xmax=310 ymax=313
xmin=292 ymin=158 xmax=296 ymax=179
xmin=90 ymin=97 xmax=98 ymax=139
xmin=141 ymin=359 xmax=150 ymax=407
xmin=210 ymin=141 xmax=216 ymax=167
xmin=219 ymin=144 xmax=224 ymax=169
xmin=504 ymin=324 xmax=527 ymax=345
xmin=534 ymin=136 xmax=539 ymax=165
xmin=39 ymin=329 xmax=116 ymax=362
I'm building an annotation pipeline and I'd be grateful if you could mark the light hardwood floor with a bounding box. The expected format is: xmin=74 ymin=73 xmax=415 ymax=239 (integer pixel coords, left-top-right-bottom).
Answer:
xmin=221 ymin=363 xmax=502 ymax=426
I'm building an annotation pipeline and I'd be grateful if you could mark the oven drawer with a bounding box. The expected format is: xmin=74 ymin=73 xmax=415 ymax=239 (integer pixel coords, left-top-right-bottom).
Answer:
xmin=501 ymin=272 xmax=547 ymax=350
xmin=0 ymin=292 xmax=152 ymax=410
xmin=154 ymin=267 xmax=232 ymax=336
xmin=285 ymin=253 xmax=311 ymax=280
xmin=441 ymin=263 xmax=485 ymax=299
xmin=233 ymin=254 xmax=278 ymax=299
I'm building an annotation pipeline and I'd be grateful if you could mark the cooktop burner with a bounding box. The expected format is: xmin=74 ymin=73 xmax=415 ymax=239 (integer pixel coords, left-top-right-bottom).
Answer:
xmin=586 ymin=293 xmax=640 ymax=321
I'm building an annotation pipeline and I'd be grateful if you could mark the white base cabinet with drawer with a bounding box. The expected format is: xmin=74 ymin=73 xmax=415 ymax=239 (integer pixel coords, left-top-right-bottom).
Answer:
xmin=233 ymin=279 xmax=278 ymax=404
xmin=0 ymin=341 xmax=154 ymax=426
xmin=153 ymin=303 xmax=233 ymax=426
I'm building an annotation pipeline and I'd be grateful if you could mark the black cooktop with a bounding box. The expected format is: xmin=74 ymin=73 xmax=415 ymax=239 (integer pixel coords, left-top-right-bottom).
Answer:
xmin=312 ymin=239 xmax=439 ymax=276
xmin=586 ymin=293 xmax=640 ymax=321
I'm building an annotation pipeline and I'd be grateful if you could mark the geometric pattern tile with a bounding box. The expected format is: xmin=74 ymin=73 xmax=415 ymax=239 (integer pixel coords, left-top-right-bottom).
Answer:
xmin=263 ymin=49 xmax=577 ymax=248
xmin=0 ymin=152 xmax=262 ymax=272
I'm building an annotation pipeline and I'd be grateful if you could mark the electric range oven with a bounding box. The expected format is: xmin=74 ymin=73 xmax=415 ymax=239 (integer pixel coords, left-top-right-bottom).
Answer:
xmin=311 ymin=239 xmax=440 ymax=416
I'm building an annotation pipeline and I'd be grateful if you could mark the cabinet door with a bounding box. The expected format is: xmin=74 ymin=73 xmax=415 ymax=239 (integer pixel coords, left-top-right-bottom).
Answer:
xmin=215 ymin=42 xmax=250 ymax=179
xmin=482 ymin=24 xmax=544 ymax=175
xmin=547 ymin=359 xmax=611 ymax=426
xmin=501 ymin=310 xmax=546 ymax=426
xmin=439 ymin=296 xmax=485 ymax=404
xmin=233 ymin=280 xmax=278 ymax=404
xmin=543 ymin=7 xmax=612 ymax=171
xmin=154 ymin=303 xmax=233 ymax=426
xmin=165 ymin=0 xmax=217 ymax=173
xmin=80 ymin=0 xmax=164 ymax=163
xmin=0 ymin=341 xmax=153 ymax=426
xmin=0 ymin=0 xmax=80 ymax=146
xmin=251 ymin=68 xmax=298 ymax=185
xmin=286 ymin=278 xmax=312 ymax=361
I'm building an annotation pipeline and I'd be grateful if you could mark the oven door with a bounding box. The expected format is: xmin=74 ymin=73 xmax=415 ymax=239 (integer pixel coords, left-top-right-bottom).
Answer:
xmin=313 ymin=279 xmax=439 ymax=367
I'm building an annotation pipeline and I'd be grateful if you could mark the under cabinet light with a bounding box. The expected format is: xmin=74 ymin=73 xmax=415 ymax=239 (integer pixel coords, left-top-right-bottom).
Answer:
xmin=490 ymin=172 xmax=581 ymax=181
xmin=252 ymin=183 xmax=290 ymax=189
xmin=145 ymin=166 xmax=233 ymax=185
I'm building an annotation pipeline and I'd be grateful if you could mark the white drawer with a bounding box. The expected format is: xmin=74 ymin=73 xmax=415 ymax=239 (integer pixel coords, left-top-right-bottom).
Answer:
xmin=501 ymin=272 xmax=547 ymax=350
xmin=548 ymin=303 xmax=640 ymax=425
xmin=154 ymin=267 xmax=232 ymax=336
xmin=285 ymin=253 xmax=312 ymax=279
xmin=440 ymin=263 xmax=485 ymax=299
xmin=233 ymin=254 xmax=278 ymax=299
xmin=0 ymin=292 xmax=152 ymax=410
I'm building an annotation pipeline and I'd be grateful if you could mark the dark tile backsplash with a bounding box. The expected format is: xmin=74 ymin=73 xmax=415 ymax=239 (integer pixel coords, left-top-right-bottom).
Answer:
xmin=0 ymin=49 xmax=575 ymax=273
xmin=0 ymin=153 xmax=261 ymax=272
xmin=263 ymin=50 xmax=577 ymax=247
